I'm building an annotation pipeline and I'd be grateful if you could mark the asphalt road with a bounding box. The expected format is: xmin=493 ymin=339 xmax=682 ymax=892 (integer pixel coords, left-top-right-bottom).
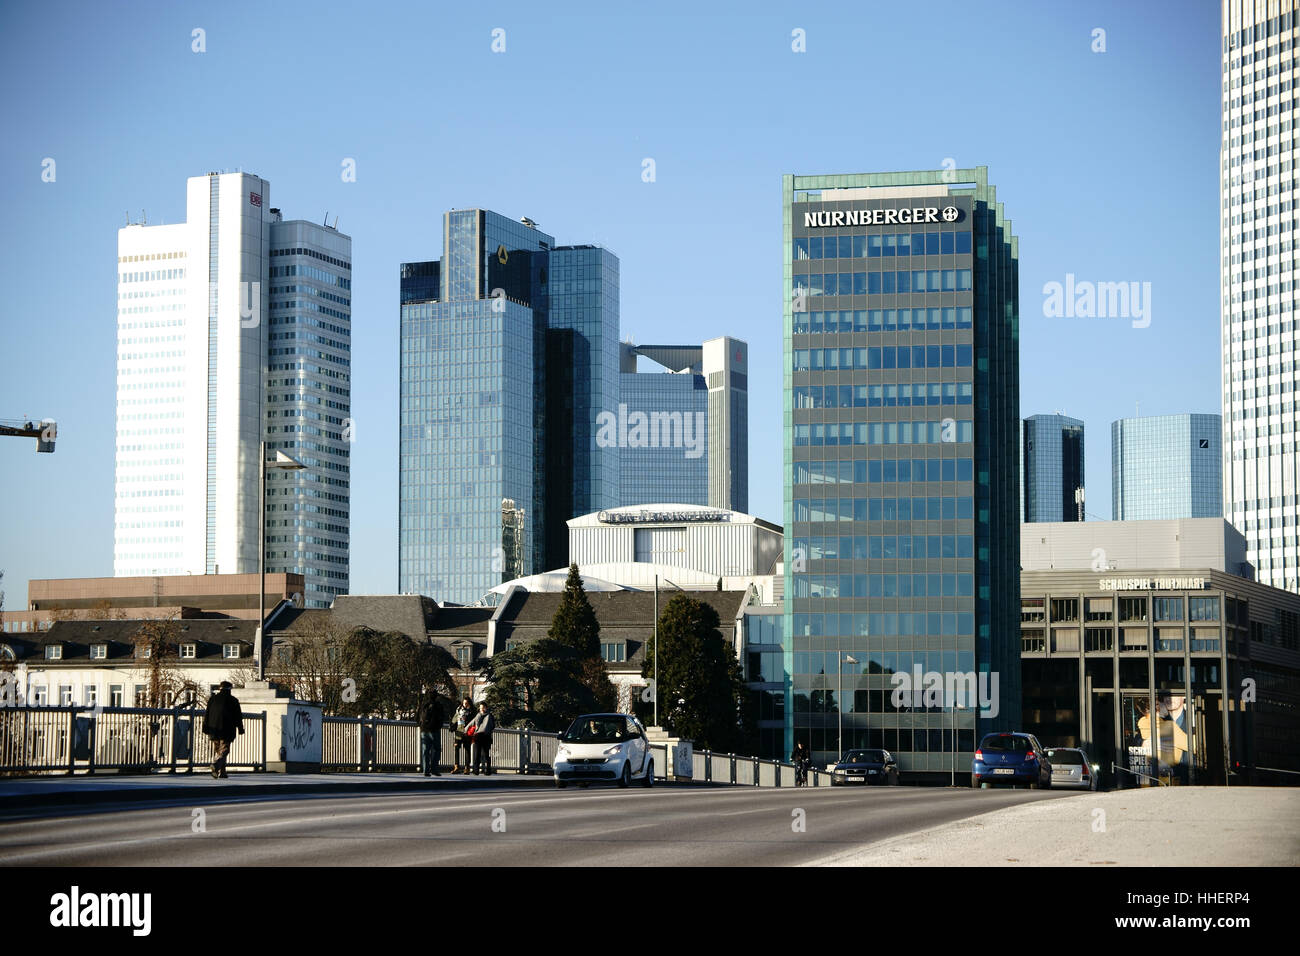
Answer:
xmin=0 ymin=783 xmax=1079 ymax=866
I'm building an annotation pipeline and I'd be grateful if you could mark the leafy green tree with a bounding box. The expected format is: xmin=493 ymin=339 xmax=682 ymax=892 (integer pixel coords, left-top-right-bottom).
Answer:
xmin=640 ymin=595 xmax=753 ymax=752
xmin=547 ymin=564 xmax=601 ymax=659
xmin=480 ymin=637 xmax=615 ymax=731
xmin=339 ymin=628 xmax=456 ymax=719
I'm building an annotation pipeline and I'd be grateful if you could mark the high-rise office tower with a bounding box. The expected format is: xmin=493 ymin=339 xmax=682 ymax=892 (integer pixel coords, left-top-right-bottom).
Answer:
xmin=1222 ymin=0 xmax=1300 ymax=592
xmin=399 ymin=211 xmax=620 ymax=603
xmin=1112 ymin=414 xmax=1222 ymax=520
xmin=617 ymin=337 xmax=749 ymax=512
xmin=115 ymin=172 xmax=351 ymax=608
xmin=784 ymin=167 xmax=1021 ymax=769
xmin=265 ymin=214 xmax=353 ymax=607
xmin=546 ymin=244 xmax=622 ymax=561
xmin=1021 ymin=414 xmax=1085 ymax=522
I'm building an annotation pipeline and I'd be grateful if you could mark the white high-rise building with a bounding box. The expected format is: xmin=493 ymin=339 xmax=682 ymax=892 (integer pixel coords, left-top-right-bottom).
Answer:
xmin=114 ymin=173 xmax=350 ymax=607
xmin=1221 ymin=1 xmax=1300 ymax=593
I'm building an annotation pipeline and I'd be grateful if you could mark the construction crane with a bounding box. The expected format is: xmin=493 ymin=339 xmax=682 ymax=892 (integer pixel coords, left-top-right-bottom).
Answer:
xmin=0 ymin=418 xmax=56 ymax=453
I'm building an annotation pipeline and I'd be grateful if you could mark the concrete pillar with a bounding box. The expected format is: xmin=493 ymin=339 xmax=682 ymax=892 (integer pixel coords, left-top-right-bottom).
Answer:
xmin=237 ymin=680 xmax=322 ymax=773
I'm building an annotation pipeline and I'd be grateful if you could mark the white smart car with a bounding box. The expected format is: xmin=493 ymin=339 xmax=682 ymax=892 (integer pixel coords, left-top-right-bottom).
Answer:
xmin=554 ymin=713 xmax=654 ymax=789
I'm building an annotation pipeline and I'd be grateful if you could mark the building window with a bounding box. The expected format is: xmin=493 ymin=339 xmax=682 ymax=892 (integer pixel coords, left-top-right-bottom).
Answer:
xmin=1189 ymin=597 xmax=1220 ymax=622
xmin=180 ymin=643 xmax=196 ymax=659
xmin=223 ymin=643 xmax=241 ymax=659
xmin=85 ymin=686 xmax=98 ymax=707
xmin=601 ymin=642 xmax=626 ymax=663
xmin=30 ymin=685 xmax=47 ymax=706
xmin=1049 ymin=598 xmax=1078 ymax=622
xmin=1084 ymin=598 xmax=1113 ymax=622
xmin=1021 ymin=630 xmax=1045 ymax=652
xmin=90 ymin=644 xmax=107 ymax=660
xmin=109 ymin=685 xmax=123 ymax=708
xmin=133 ymin=685 xmax=148 ymax=707
xmin=135 ymin=644 xmax=151 ymax=659
xmin=455 ymin=646 xmax=472 ymax=667
xmin=59 ymin=685 xmax=73 ymax=707
xmin=1153 ymin=597 xmax=1183 ymax=622
xmin=44 ymin=645 xmax=62 ymax=660
xmin=1119 ymin=597 xmax=1148 ymax=622
xmin=1084 ymin=628 xmax=1114 ymax=652
xmin=1020 ymin=598 xmax=1045 ymax=623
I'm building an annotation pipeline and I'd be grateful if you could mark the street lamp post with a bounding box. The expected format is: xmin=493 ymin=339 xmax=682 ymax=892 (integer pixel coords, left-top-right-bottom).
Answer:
xmin=258 ymin=441 xmax=306 ymax=681
xmin=838 ymin=653 xmax=858 ymax=759
xmin=951 ymin=702 xmax=962 ymax=787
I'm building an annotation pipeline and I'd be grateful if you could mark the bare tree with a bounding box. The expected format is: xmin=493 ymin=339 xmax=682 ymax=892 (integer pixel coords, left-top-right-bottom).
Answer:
xmin=264 ymin=617 xmax=353 ymax=715
xmin=130 ymin=618 xmax=187 ymax=708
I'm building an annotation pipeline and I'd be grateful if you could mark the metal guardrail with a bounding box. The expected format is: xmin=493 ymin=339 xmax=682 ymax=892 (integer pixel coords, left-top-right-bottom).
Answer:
xmin=0 ymin=705 xmax=266 ymax=774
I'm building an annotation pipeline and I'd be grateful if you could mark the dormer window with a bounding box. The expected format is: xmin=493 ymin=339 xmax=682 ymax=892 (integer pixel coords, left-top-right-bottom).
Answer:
xmin=135 ymin=644 xmax=151 ymax=659
xmin=180 ymin=643 xmax=197 ymax=659
xmin=44 ymin=645 xmax=63 ymax=660
xmin=601 ymin=642 xmax=627 ymax=663
xmin=455 ymin=645 xmax=472 ymax=667
xmin=223 ymin=643 xmax=241 ymax=659
xmin=90 ymin=644 xmax=108 ymax=660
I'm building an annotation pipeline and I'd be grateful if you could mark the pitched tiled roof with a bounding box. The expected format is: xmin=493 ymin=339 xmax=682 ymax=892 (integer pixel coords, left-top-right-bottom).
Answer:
xmin=15 ymin=619 xmax=257 ymax=663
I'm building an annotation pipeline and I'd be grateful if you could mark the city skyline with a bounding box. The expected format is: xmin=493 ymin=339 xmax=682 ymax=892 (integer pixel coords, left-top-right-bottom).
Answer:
xmin=1 ymin=1 xmax=1222 ymax=601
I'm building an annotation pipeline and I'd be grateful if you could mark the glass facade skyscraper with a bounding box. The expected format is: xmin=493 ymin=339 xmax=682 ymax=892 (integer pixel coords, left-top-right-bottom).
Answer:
xmin=546 ymin=244 xmax=621 ymax=562
xmin=784 ymin=168 xmax=1021 ymax=771
xmin=1221 ymin=0 xmax=1300 ymax=592
xmin=617 ymin=338 xmax=749 ymax=511
xmin=398 ymin=210 xmax=621 ymax=603
xmin=1112 ymin=414 xmax=1223 ymax=521
xmin=1021 ymin=414 xmax=1085 ymax=522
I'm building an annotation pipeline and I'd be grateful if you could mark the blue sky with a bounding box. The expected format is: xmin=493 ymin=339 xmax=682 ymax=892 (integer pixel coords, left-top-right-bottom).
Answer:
xmin=0 ymin=0 xmax=1222 ymax=602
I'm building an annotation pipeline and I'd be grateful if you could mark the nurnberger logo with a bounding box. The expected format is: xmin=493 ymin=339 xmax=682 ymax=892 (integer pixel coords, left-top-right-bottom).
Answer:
xmin=803 ymin=206 xmax=960 ymax=228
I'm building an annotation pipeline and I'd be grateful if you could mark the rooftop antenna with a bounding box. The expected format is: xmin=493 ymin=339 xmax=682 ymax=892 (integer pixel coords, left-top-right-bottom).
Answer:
xmin=324 ymin=211 xmax=329 ymax=226
xmin=141 ymin=209 xmax=146 ymax=225
xmin=333 ymin=215 xmax=339 ymax=230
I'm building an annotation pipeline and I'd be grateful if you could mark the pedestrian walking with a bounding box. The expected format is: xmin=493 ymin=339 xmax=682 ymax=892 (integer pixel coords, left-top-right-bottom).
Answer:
xmin=202 ymin=681 xmax=244 ymax=779
xmin=451 ymin=696 xmax=474 ymax=773
xmin=417 ymin=689 xmax=444 ymax=776
xmin=468 ymin=701 xmax=495 ymax=775
xmin=792 ymin=740 xmax=811 ymax=787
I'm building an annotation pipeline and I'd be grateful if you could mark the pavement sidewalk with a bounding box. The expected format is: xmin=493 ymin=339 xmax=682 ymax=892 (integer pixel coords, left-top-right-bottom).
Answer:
xmin=805 ymin=786 xmax=1300 ymax=866
xmin=0 ymin=769 xmax=555 ymax=815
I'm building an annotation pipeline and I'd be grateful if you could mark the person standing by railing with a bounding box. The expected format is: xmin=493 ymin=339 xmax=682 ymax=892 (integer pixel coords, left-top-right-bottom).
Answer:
xmin=417 ymin=689 xmax=444 ymax=777
xmin=451 ymin=696 xmax=474 ymax=773
xmin=468 ymin=701 xmax=495 ymax=775
xmin=202 ymin=682 xmax=244 ymax=779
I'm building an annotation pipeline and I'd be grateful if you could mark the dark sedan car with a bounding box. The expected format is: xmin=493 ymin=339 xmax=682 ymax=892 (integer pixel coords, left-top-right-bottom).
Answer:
xmin=971 ymin=732 xmax=1052 ymax=789
xmin=829 ymin=748 xmax=900 ymax=786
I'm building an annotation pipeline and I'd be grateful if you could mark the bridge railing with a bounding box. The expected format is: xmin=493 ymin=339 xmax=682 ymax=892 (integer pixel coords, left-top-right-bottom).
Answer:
xmin=318 ymin=717 xmax=812 ymax=785
xmin=0 ymin=705 xmax=266 ymax=775
xmin=321 ymin=717 xmax=559 ymax=773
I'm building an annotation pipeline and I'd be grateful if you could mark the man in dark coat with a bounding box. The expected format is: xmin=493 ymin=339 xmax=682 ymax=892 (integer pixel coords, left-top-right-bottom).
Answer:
xmin=202 ymin=681 xmax=244 ymax=778
xmin=417 ymin=690 xmax=444 ymax=777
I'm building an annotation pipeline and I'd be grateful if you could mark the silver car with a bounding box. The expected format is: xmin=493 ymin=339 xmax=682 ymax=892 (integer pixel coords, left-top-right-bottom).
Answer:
xmin=1045 ymin=747 xmax=1099 ymax=790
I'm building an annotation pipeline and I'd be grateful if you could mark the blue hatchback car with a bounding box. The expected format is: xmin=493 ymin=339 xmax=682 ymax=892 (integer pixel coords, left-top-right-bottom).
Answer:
xmin=971 ymin=732 xmax=1052 ymax=789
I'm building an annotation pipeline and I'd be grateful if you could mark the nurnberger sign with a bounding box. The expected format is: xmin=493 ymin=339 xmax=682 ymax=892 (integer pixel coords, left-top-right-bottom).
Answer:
xmin=804 ymin=206 xmax=960 ymax=228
